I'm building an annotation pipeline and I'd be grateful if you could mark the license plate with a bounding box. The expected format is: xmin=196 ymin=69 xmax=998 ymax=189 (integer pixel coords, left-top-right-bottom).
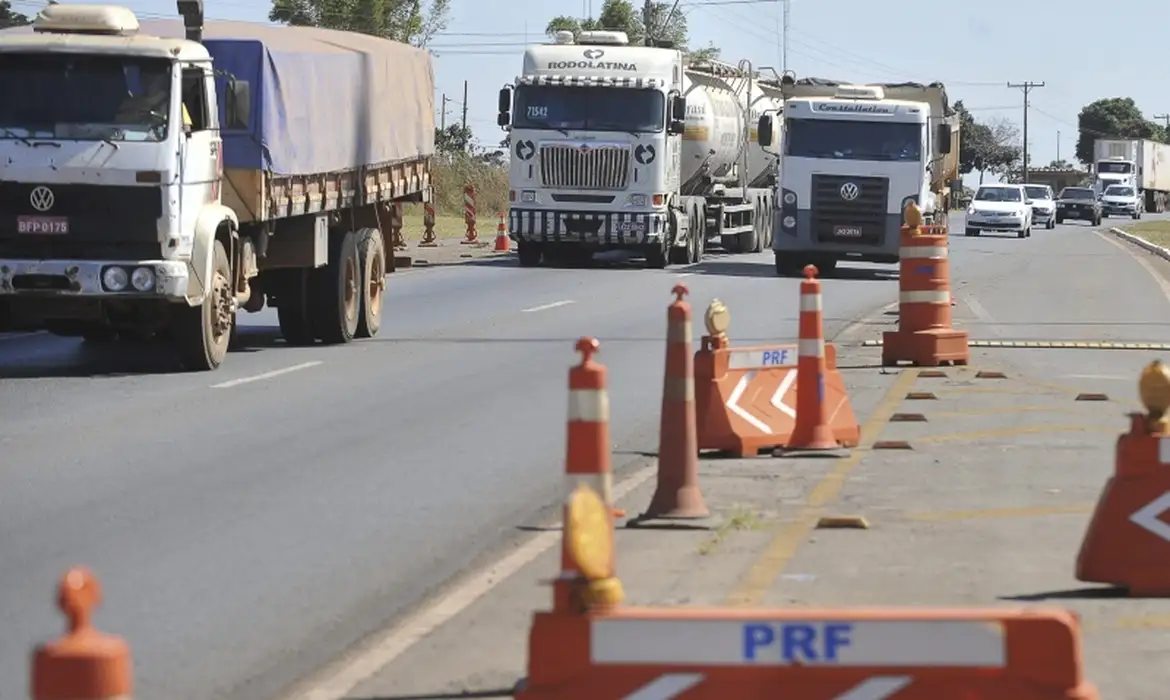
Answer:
xmin=617 ymin=221 xmax=645 ymax=232
xmin=17 ymin=216 xmax=68 ymax=234
xmin=833 ymin=225 xmax=862 ymax=237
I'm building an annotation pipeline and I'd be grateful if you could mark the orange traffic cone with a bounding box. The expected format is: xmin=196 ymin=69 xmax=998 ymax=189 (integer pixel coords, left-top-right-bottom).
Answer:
xmin=636 ymin=284 xmax=710 ymax=523
xmin=495 ymin=212 xmax=510 ymax=252
xmin=1076 ymin=360 xmax=1170 ymax=595
xmin=780 ymin=265 xmax=841 ymax=454
xmin=32 ymin=568 xmax=132 ymax=700
xmin=556 ymin=337 xmax=622 ymax=611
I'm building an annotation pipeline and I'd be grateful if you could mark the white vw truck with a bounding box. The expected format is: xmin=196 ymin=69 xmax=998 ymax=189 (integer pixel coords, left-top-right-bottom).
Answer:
xmin=0 ymin=3 xmax=433 ymax=370
xmin=757 ymin=79 xmax=959 ymax=276
xmin=497 ymin=31 xmax=776 ymax=269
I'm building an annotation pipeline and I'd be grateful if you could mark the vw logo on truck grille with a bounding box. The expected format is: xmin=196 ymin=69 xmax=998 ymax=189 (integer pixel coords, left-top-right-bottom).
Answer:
xmin=839 ymin=182 xmax=860 ymax=201
xmin=29 ymin=186 xmax=54 ymax=211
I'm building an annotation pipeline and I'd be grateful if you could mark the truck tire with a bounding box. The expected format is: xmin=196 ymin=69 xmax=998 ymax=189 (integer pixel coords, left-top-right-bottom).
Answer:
xmin=355 ymin=227 xmax=385 ymax=339
xmin=174 ymin=239 xmax=233 ymax=371
xmin=275 ymin=269 xmax=316 ymax=346
xmin=315 ymin=230 xmax=361 ymax=344
xmin=693 ymin=206 xmax=706 ymax=263
xmin=670 ymin=206 xmax=697 ymax=265
xmin=517 ymin=241 xmax=542 ymax=267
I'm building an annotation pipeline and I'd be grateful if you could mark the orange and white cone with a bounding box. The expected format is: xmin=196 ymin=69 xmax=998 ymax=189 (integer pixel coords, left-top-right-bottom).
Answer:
xmin=555 ymin=337 xmax=622 ymax=611
xmin=495 ymin=212 xmax=510 ymax=252
xmin=640 ymin=284 xmax=709 ymax=521
xmin=32 ymin=568 xmax=132 ymax=700
xmin=783 ymin=265 xmax=839 ymax=451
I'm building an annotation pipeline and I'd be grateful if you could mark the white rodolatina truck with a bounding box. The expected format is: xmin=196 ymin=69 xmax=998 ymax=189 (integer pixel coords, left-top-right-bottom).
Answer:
xmin=1091 ymin=138 xmax=1170 ymax=213
xmin=497 ymin=30 xmax=781 ymax=268
xmin=756 ymin=79 xmax=961 ymax=276
xmin=0 ymin=3 xmax=434 ymax=370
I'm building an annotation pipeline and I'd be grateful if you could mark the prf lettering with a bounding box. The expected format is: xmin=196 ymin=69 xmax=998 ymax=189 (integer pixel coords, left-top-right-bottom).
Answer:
xmin=742 ymin=622 xmax=853 ymax=662
xmin=760 ymin=348 xmax=791 ymax=365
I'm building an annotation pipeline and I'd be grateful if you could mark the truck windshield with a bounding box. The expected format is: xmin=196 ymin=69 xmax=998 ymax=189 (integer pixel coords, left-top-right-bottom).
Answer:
xmin=512 ymin=84 xmax=663 ymax=133
xmin=785 ymin=119 xmax=922 ymax=161
xmin=1097 ymin=161 xmax=1132 ymax=173
xmin=0 ymin=53 xmax=172 ymax=142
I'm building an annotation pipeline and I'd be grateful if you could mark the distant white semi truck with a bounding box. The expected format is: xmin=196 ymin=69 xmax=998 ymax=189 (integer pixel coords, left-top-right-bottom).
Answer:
xmin=497 ymin=30 xmax=781 ymax=268
xmin=1092 ymin=138 xmax=1170 ymax=213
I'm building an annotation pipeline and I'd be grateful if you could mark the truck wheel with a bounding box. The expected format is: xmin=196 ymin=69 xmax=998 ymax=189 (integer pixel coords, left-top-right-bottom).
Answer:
xmin=645 ymin=238 xmax=669 ymax=269
xmin=355 ymin=227 xmax=385 ymax=339
xmin=737 ymin=220 xmax=760 ymax=254
xmin=693 ymin=207 xmax=706 ymax=263
xmin=517 ymin=241 xmax=542 ymax=267
xmin=174 ymin=239 xmax=233 ymax=371
xmin=276 ymin=269 xmax=316 ymax=346
xmin=315 ymin=230 xmax=361 ymax=344
xmin=670 ymin=207 xmax=696 ymax=265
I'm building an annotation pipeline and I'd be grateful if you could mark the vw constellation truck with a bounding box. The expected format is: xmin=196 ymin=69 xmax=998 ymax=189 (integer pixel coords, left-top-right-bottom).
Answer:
xmin=756 ymin=78 xmax=959 ymax=276
xmin=497 ymin=30 xmax=781 ymax=269
xmin=0 ymin=3 xmax=433 ymax=370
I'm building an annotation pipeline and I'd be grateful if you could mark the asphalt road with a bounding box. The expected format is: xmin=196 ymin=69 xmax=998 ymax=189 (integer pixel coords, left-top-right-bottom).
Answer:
xmin=0 ymin=212 xmax=1162 ymax=699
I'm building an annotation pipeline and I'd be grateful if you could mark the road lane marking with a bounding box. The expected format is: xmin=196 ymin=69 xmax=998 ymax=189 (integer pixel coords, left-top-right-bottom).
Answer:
xmin=280 ymin=463 xmax=657 ymax=700
xmin=1097 ymin=227 xmax=1170 ymax=303
xmin=210 ymin=361 xmax=321 ymax=388
xmin=962 ymin=295 xmax=1000 ymax=336
xmin=723 ymin=368 xmax=921 ymax=607
xmin=521 ymin=300 xmax=574 ymax=313
xmin=0 ymin=331 xmax=46 ymax=342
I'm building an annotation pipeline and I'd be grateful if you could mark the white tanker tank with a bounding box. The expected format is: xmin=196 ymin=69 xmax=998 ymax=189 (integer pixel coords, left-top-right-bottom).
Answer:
xmin=681 ymin=62 xmax=783 ymax=194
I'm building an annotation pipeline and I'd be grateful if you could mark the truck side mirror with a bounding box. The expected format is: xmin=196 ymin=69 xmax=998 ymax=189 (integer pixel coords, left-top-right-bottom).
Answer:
xmin=670 ymin=95 xmax=686 ymax=120
xmin=497 ymin=87 xmax=512 ymax=128
xmin=225 ymin=77 xmax=250 ymax=130
xmin=757 ymin=114 xmax=773 ymax=147
xmin=936 ymin=123 xmax=953 ymax=154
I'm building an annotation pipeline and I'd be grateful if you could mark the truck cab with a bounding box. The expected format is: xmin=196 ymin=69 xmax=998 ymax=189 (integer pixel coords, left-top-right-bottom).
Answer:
xmin=0 ymin=2 xmax=240 ymax=363
xmin=757 ymin=82 xmax=956 ymax=275
xmin=1093 ymin=158 xmax=1136 ymax=195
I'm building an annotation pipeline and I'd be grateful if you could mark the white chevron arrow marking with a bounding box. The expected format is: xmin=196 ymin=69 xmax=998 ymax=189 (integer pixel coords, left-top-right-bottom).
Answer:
xmin=770 ymin=368 xmax=797 ymax=418
xmin=728 ymin=370 xmax=772 ymax=433
xmin=622 ymin=673 xmax=704 ymax=699
xmin=1130 ymin=491 xmax=1170 ymax=542
xmin=833 ymin=676 xmax=912 ymax=699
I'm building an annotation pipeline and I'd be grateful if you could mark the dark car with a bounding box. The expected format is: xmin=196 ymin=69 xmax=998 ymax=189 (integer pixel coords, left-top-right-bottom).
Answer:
xmin=1055 ymin=187 xmax=1102 ymax=226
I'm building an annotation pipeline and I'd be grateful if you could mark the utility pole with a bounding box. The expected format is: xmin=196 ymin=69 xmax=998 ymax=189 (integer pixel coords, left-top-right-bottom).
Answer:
xmin=461 ymin=80 xmax=468 ymax=131
xmin=1155 ymin=114 xmax=1170 ymax=130
xmin=440 ymin=94 xmax=449 ymax=129
xmin=782 ymin=0 xmax=790 ymax=73
xmin=1007 ymin=81 xmax=1044 ymax=184
xmin=643 ymin=0 xmax=652 ymax=45
xmin=1056 ymin=130 xmax=1060 ymax=164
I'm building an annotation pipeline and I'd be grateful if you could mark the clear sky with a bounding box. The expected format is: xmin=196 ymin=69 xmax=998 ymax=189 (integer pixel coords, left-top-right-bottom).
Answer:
xmin=15 ymin=0 xmax=1169 ymax=184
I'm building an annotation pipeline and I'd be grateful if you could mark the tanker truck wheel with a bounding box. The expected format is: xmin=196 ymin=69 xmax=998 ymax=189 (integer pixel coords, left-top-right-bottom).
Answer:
xmin=174 ymin=239 xmax=233 ymax=371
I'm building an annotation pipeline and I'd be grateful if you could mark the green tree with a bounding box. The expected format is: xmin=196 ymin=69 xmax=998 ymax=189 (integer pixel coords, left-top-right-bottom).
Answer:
xmin=545 ymin=0 xmax=719 ymax=64
xmin=435 ymin=124 xmax=472 ymax=155
xmin=954 ymin=102 xmax=1020 ymax=183
xmin=1075 ymin=98 xmax=1164 ymax=165
xmin=0 ymin=0 xmax=30 ymax=28
xmin=269 ymin=0 xmax=450 ymax=46
xmin=1047 ymin=158 xmax=1071 ymax=169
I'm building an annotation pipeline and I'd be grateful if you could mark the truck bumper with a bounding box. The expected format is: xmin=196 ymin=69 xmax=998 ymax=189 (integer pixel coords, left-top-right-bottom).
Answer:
xmin=508 ymin=208 xmax=668 ymax=246
xmin=771 ymin=210 xmax=903 ymax=263
xmin=0 ymin=259 xmax=190 ymax=299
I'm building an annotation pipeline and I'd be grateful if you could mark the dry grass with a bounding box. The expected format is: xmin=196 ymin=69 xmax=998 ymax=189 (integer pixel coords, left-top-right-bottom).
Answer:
xmin=397 ymin=213 xmax=503 ymax=242
xmin=1118 ymin=220 xmax=1170 ymax=249
xmin=392 ymin=154 xmax=507 ymax=241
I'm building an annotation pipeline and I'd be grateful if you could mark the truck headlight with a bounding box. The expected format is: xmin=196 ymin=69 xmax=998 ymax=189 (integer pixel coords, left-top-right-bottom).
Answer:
xmin=131 ymin=267 xmax=155 ymax=292
xmin=521 ymin=190 xmax=536 ymax=202
xmin=782 ymin=191 xmax=796 ymax=205
xmin=629 ymin=194 xmax=647 ymax=206
xmin=782 ymin=215 xmax=796 ymax=229
xmin=102 ymin=266 xmax=128 ymax=291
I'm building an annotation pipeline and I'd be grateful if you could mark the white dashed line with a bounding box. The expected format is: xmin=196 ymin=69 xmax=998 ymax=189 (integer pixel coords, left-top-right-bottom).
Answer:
xmin=210 ymin=361 xmax=322 ymax=389
xmin=521 ymin=300 xmax=574 ymax=313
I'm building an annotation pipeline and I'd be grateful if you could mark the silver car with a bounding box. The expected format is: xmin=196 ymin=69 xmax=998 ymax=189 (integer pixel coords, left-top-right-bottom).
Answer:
xmin=1100 ymin=184 xmax=1142 ymax=219
xmin=1024 ymin=184 xmax=1056 ymax=229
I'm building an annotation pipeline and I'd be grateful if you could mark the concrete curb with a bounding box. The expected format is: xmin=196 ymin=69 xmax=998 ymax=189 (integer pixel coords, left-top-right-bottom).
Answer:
xmin=1108 ymin=226 xmax=1170 ymax=263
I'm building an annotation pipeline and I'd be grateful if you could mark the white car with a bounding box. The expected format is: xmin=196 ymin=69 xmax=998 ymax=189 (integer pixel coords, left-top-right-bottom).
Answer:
xmin=1100 ymin=184 xmax=1142 ymax=219
xmin=965 ymin=184 xmax=1033 ymax=238
xmin=1024 ymin=184 xmax=1056 ymax=229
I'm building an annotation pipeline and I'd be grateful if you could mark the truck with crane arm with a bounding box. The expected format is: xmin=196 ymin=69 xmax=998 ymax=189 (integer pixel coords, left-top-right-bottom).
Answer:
xmin=497 ymin=29 xmax=781 ymax=269
xmin=756 ymin=77 xmax=960 ymax=276
xmin=0 ymin=1 xmax=433 ymax=370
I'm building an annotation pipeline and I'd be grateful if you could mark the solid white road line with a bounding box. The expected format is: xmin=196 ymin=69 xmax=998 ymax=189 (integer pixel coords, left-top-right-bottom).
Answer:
xmin=1097 ymin=228 xmax=1170 ymax=304
xmin=282 ymin=463 xmax=657 ymax=700
xmin=210 ymin=361 xmax=322 ymax=389
xmin=0 ymin=331 xmax=46 ymax=343
xmin=521 ymin=299 xmax=575 ymax=313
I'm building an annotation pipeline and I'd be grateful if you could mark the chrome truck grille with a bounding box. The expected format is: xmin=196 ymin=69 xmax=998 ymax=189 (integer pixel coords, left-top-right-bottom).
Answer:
xmin=540 ymin=144 xmax=630 ymax=190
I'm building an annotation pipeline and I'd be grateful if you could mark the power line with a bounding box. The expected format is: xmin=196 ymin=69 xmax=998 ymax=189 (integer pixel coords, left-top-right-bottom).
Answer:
xmin=1007 ymin=81 xmax=1044 ymax=183
xmin=1155 ymin=114 xmax=1170 ymax=130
